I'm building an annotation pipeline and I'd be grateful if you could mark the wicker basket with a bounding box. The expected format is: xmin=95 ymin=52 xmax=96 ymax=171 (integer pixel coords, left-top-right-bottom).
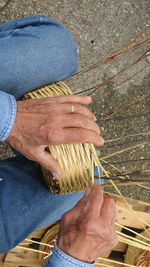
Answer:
xmin=39 ymin=222 xmax=60 ymax=265
xmin=125 ymin=228 xmax=150 ymax=266
xmin=23 ymin=82 xmax=102 ymax=194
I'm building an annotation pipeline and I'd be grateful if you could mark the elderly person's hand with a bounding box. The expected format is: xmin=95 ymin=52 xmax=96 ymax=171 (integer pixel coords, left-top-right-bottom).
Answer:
xmin=57 ymin=184 xmax=118 ymax=263
xmin=7 ymin=95 xmax=104 ymax=178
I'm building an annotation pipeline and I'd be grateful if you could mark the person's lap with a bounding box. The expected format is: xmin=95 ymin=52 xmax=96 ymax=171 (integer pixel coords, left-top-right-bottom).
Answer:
xmin=0 ymin=14 xmax=80 ymax=253
xmin=0 ymin=15 xmax=102 ymax=254
xmin=0 ymin=14 xmax=77 ymax=100
xmin=0 ymin=156 xmax=85 ymax=253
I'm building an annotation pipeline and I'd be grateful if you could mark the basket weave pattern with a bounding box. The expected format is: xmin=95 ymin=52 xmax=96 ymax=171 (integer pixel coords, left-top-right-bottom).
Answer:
xmin=24 ymin=82 xmax=101 ymax=194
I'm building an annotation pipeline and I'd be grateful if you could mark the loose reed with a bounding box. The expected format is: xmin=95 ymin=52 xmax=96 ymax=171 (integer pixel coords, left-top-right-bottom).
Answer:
xmin=23 ymin=81 xmax=102 ymax=194
xmin=37 ymin=222 xmax=150 ymax=266
xmin=97 ymin=257 xmax=137 ymax=267
xmin=124 ymin=228 xmax=150 ymax=266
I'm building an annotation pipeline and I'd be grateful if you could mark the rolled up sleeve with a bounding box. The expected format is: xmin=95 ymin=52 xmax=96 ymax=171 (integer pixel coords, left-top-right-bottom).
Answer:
xmin=0 ymin=91 xmax=16 ymax=141
xmin=44 ymin=244 xmax=95 ymax=267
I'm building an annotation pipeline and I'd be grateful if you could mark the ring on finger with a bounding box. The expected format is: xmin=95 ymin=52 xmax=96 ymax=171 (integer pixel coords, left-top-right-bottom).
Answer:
xmin=71 ymin=105 xmax=75 ymax=113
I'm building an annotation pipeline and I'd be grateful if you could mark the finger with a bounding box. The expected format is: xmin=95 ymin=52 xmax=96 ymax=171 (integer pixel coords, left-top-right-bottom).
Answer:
xmin=69 ymin=184 xmax=104 ymax=219
xmin=50 ymin=95 xmax=92 ymax=105
xmin=58 ymin=103 xmax=95 ymax=120
xmin=47 ymin=128 xmax=104 ymax=146
xmin=36 ymin=95 xmax=92 ymax=105
xmin=23 ymin=98 xmax=95 ymax=120
xmin=111 ymin=203 xmax=117 ymax=225
xmin=22 ymin=95 xmax=92 ymax=112
xmin=100 ymin=196 xmax=116 ymax=225
xmin=38 ymin=103 xmax=96 ymax=120
xmin=34 ymin=147 xmax=62 ymax=179
xmin=26 ymin=95 xmax=91 ymax=106
xmin=85 ymin=184 xmax=104 ymax=217
xmin=58 ymin=114 xmax=100 ymax=134
xmin=103 ymin=195 xmax=117 ymax=225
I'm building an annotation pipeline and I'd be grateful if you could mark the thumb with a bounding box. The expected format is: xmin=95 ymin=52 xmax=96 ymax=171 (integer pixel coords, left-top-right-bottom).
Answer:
xmin=35 ymin=147 xmax=62 ymax=179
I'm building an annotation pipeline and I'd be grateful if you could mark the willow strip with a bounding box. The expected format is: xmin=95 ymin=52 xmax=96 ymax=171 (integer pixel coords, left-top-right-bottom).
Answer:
xmin=109 ymin=180 xmax=150 ymax=233
xmin=101 ymin=169 xmax=150 ymax=177
xmin=95 ymin=263 xmax=114 ymax=267
xmin=137 ymin=183 xmax=150 ymax=190
xmin=101 ymin=159 xmax=130 ymax=178
xmin=115 ymin=223 xmax=150 ymax=243
xmin=101 ymin=96 xmax=148 ymax=121
xmin=97 ymin=257 xmax=136 ymax=267
xmin=108 ymin=39 xmax=150 ymax=62
xmin=67 ymin=27 xmax=150 ymax=78
xmin=99 ymin=164 xmax=149 ymax=234
xmin=100 ymin=112 xmax=150 ymax=123
xmin=118 ymin=236 xmax=150 ymax=251
xmin=100 ymin=140 xmax=150 ymax=160
xmin=103 ymin=176 xmax=150 ymax=182
xmin=116 ymin=231 xmax=150 ymax=248
xmin=94 ymin=65 xmax=148 ymax=99
xmin=103 ymin=158 xmax=150 ymax=165
xmin=101 ymin=159 xmax=150 ymax=191
xmin=135 ymin=34 xmax=150 ymax=46
xmin=96 ymin=263 xmax=121 ymax=267
xmin=25 ymin=238 xmax=53 ymax=248
xmin=105 ymin=132 xmax=150 ymax=143
xmin=16 ymin=245 xmax=49 ymax=255
xmin=88 ymin=55 xmax=147 ymax=96
xmin=102 ymin=181 xmax=150 ymax=188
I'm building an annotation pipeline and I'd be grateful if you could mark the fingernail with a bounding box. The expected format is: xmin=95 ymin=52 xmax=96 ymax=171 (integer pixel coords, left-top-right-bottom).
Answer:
xmin=52 ymin=172 xmax=60 ymax=180
xmin=104 ymin=194 xmax=110 ymax=200
xmin=101 ymin=137 xmax=105 ymax=145
xmin=94 ymin=115 xmax=97 ymax=121
xmin=86 ymin=96 xmax=92 ymax=101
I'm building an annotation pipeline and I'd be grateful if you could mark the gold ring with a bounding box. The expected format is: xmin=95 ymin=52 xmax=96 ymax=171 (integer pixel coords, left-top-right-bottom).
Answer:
xmin=71 ymin=105 xmax=75 ymax=113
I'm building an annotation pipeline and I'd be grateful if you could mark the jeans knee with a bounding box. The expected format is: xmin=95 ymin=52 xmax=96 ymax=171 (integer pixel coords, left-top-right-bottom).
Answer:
xmin=38 ymin=15 xmax=78 ymax=78
xmin=0 ymin=15 xmax=78 ymax=99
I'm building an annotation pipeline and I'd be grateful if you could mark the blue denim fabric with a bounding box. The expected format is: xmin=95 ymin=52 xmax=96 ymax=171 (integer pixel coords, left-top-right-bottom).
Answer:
xmin=0 ymin=15 xmax=77 ymax=99
xmin=0 ymin=15 xmax=103 ymax=266
xmin=0 ymin=92 xmax=16 ymax=141
xmin=45 ymin=244 xmax=95 ymax=267
xmin=0 ymin=156 xmax=84 ymax=253
xmin=0 ymin=156 xmax=102 ymax=255
xmin=0 ymin=14 xmax=77 ymax=141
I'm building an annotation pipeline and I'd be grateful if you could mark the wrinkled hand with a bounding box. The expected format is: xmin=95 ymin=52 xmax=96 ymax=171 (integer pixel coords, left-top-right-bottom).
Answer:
xmin=7 ymin=95 xmax=104 ymax=178
xmin=57 ymin=184 xmax=118 ymax=263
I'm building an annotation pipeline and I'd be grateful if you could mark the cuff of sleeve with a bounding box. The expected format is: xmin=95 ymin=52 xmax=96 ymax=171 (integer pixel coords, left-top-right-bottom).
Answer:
xmin=0 ymin=93 xmax=16 ymax=141
xmin=45 ymin=244 xmax=95 ymax=267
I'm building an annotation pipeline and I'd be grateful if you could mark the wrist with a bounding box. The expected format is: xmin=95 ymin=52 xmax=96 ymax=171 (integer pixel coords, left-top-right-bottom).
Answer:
xmin=49 ymin=244 xmax=95 ymax=266
xmin=58 ymin=243 xmax=95 ymax=264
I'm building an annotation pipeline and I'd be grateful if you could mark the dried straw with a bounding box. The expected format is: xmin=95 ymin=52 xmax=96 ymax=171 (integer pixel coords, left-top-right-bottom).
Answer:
xmin=38 ymin=223 xmax=60 ymax=264
xmin=124 ymin=228 xmax=150 ymax=266
xmin=23 ymin=81 xmax=102 ymax=194
xmin=37 ymin=222 xmax=150 ymax=266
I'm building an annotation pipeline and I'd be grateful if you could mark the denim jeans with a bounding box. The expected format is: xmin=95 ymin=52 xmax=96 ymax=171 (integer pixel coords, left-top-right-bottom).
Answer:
xmin=0 ymin=15 xmax=102 ymax=266
xmin=0 ymin=15 xmax=77 ymax=99
xmin=0 ymin=14 xmax=78 ymax=141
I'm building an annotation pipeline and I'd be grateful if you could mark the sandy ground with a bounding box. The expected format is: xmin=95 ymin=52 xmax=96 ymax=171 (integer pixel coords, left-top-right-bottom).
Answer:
xmin=0 ymin=0 xmax=150 ymax=201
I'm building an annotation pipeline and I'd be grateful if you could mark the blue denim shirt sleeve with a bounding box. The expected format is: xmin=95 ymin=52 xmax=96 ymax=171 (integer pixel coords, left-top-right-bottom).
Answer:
xmin=44 ymin=244 xmax=95 ymax=267
xmin=0 ymin=91 xmax=16 ymax=141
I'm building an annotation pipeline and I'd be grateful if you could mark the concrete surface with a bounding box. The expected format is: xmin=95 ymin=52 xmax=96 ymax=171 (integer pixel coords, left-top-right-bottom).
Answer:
xmin=0 ymin=0 xmax=150 ymax=201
